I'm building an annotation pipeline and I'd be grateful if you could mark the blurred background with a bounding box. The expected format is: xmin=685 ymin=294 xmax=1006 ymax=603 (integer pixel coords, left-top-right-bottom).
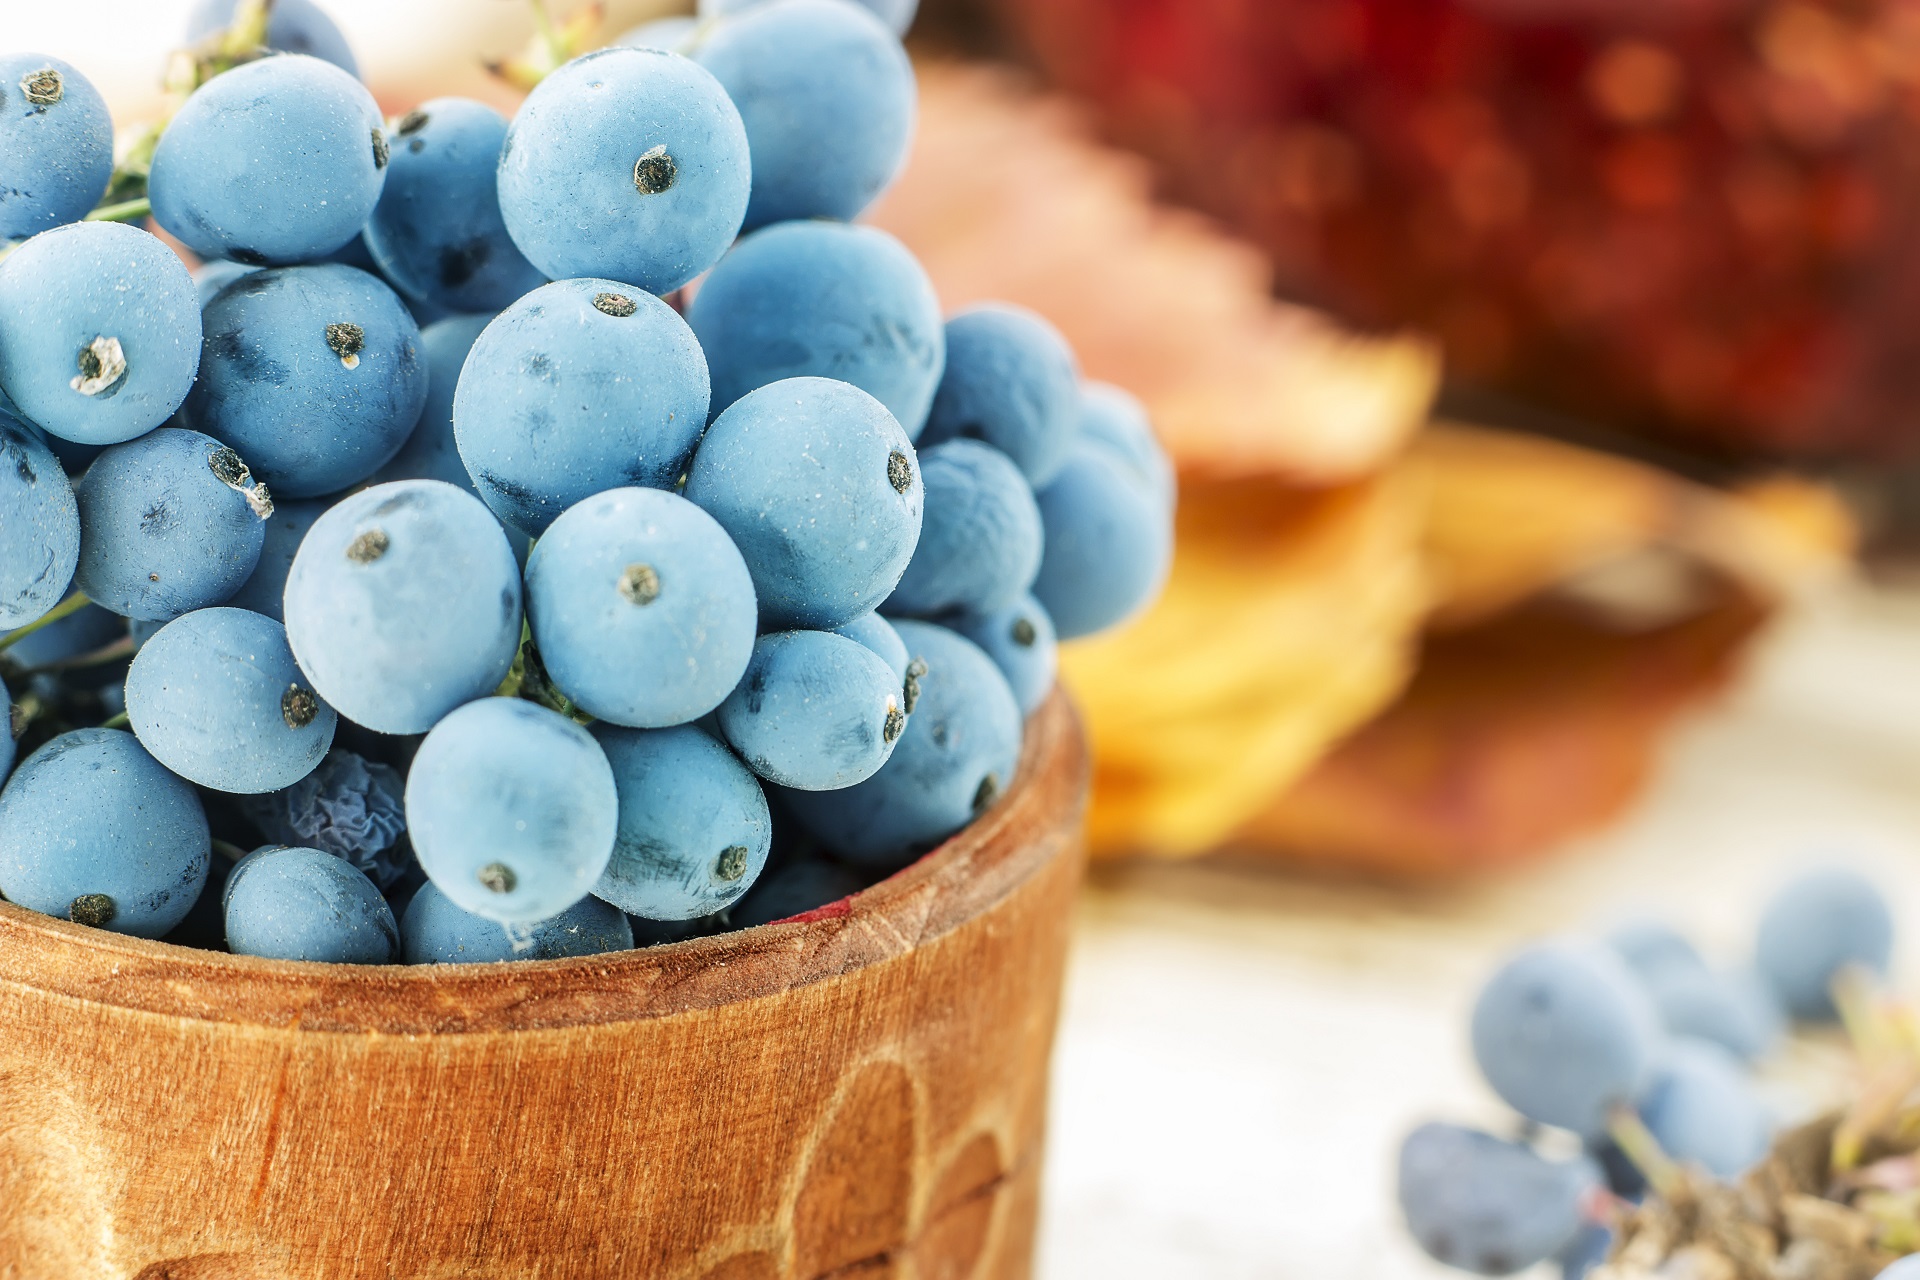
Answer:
xmin=29 ymin=0 xmax=1920 ymax=1274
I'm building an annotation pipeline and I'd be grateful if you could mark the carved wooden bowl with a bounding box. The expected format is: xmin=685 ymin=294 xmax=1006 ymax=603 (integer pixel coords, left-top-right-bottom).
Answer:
xmin=0 ymin=693 xmax=1088 ymax=1280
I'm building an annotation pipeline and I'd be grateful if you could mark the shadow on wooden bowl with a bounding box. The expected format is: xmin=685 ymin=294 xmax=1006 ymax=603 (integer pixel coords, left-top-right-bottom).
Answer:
xmin=0 ymin=693 xmax=1089 ymax=1280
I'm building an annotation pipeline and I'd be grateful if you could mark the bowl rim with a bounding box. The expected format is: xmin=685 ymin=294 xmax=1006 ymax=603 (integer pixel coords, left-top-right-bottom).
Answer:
xmin=0 ymin=691 xmax=1087 ymax=1035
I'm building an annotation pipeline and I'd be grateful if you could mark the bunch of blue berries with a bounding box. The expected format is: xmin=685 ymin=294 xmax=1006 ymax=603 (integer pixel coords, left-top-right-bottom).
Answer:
xmin=0 ymin=0 xmax=1174 ymax=966
xmin=1399 ymin=868 xmax=1897 ymax=1278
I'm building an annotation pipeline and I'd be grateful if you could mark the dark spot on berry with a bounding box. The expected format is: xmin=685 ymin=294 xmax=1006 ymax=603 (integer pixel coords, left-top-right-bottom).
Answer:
xmin=68 ymin=893 xmax=114 ymax=927
xmin=617 ymin=563 xmax=659 ymax=605
xmin=346 ymin=528 xmax=389 ymax=563
xmin=326 ymin=323 xmax=365 ymax=360
xmin=887 ymin=450 xmax=913 ymax=494
xmin=408 ymin=137 xmax=425 ymax=154
xmin=229 ymin=248 xmax=269 ymax=266
xmin=281 ymin=685 xmax=319 ymax=729
xmin=903 ymin=657 xmax=927 ymax=714
xmin=633 ymin=145 xmax=676 ymax=195
xmin=744 ymin=666 xmax=767 ymax=715
xmin=20 ymin=68 xmax=62 ymax=107
xmin=715 ymin=845 xmax=749 ymax=882
xmin=477 ymin=862 xmax=516 ymax=894
xmin=438 ymin=238 xmax=491 ymax=289
xmin=593 ymin=292 xmax=638 ymax=318
xmin=972 ymin=773 xmax=1000 ymax=814
xmin=883 ymin=699 xmax=905 ymax=744
xmin=396 ymin=108 xmax=430 ymax=136
xmin=371 ymin=127 xmax=389 ymax=170
xmin=141 ymin=501 xmax=173 ymax=534
xmin=1011 ymin=617 xmax=1037 ymax=647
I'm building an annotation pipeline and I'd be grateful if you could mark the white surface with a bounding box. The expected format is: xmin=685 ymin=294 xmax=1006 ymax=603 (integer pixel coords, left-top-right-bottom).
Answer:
xmin=1038 ymin=580 xmax=1920 ymax=1278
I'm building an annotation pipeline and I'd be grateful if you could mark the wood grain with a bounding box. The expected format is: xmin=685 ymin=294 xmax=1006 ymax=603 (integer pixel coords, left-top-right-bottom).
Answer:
xmin=0 ymin=694 xmax=1089 ymax=1280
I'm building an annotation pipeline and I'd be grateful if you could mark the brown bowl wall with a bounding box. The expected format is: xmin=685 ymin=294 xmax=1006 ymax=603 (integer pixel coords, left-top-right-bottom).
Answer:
xmin=0 ymin=694 xmax=1089 ymax=1280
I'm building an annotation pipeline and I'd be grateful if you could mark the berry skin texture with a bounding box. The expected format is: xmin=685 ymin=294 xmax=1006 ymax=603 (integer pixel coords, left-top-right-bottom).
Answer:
xmin=402 ymin=879 xmax=634 ymax=963
xmin=885 ymin=439 xmax=1042 ymax=620
xmin=222 ymin=845 xmax=397 ymax=964
xmin=0 ymin=221 xmax=202 ymax=446
xmin=364 ymin=98 xmax=546 ymax=314
xmin=1470 ymin=939 xmax=1661 ymax=1137
xmin=1031 ymin=439 xmax=1173 ymax=639
xmin=497 ymin=48 xmax=751 ymax=296
xmin=685 ymin=377 xmax=923 ymax=630
xmin=191 ymin=259 xmax=260 ymax=311
xmin=1636 ymin=1038 xmax=1771 ymax=1180
xmin=74 ymin=427 xmax=269 ymax=622
xmin=185 ymin=0 xmax=361 ymax=78
xmin=717 ymin=630 xmax=906 ymax=791
xmin=0 ymin=676 xmax=13 ymax=786
xmin=453 ymin=278 xmax=711 ymax=537
xmin=1076 ymin=381 xmax=1174 ymax=509
xmin=0 ymin=728 xmax=210 ymax=939
xmin=699 ymin=0 xmax=920 ymax=37
xmin=283 ymin=480 xmax=523 ymax=735
xmin=944 ymin=591 xmax=1058 ymax=717
xmin=921 ymin=305 xmax=1081 ymax=487
xmin=1397 ymin=1122 xmax=1600 ymax=1276
xmin=0 ymin=54 xmax=114 ymax=241
xmin=590 ymin=722 xmax=772 ymax=920
xmin=1755 ymin=866 xmax=1894 ymax=1021
xmin=687 ymin=220 xmax=944 ymax=435
xmin=835 ymin=611 xmax=908 ymax=681
xmin=405 ymin=697 xmax=619 ymax=925
xmin=188 ymin=264 xmax=429 ymax=500
xmin=126 ymin=607 xmax=337 ymax=795
xmin=695 ymin=0 xmax=916 ymax=230
xmin=239 ymin=748 xmax=409 ymax=890
xmin=0 ymin=416 xmax=80 ymax=628
xmin=150 ymin=54 xmax=388 ymax=266
xmin=524 ymin=487 xmax=757 ymax=728
xmin=782 ymin=620 xmax=1022 ymax=868
xmin=222 ymin=497 xmax=329 ymax=623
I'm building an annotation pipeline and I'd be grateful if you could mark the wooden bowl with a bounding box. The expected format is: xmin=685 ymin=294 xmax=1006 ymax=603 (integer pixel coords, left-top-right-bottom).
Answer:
xmin=0 ymin=693 xmax=1088 ymax=1280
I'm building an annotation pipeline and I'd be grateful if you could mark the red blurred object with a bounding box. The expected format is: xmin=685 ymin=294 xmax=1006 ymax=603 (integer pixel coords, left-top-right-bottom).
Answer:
xmin=991 ymin=0 xmax=1920 ymax=459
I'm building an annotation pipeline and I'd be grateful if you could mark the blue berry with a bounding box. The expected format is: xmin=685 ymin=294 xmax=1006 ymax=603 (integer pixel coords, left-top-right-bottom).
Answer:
xmin=283 ymin=480 xmax=522 ymax=734
xmin=222 ymin=497 xmax=329 ymax=622
xmin=1032 ymin=439 xmax=1173 ymax=639
xmin=943 ymin=592 xmax=1057 ymax=717
xmin=921 ymin=305 xmax=1080 ymax=487
xmin=1640 ymin=964 xmax=1782 ymax=1062
xmin=405 ymin=697 xmax=619 ymax=924
xmin=884 ymin=440 xmax=1041 ymax=619
xmin=0 ymin=55 xmax=113 ymax=240
xmin=1604 ymin=918 xmax=1703 ymax=981
xmin=695 ymin=0 xmax=915 ymax=229
xmin=616 ymin=17 xmax=700 ymax=50
xmin=0 ymin=675 xmax=13 ymax=785
xmin=402 ymin=880 xmax=632 ymax=963
xmin=1756 ymin=866 xmax=1893 ymax=1020
xmin=716 ymin=630 xmax=906 ymax=790
xmin=1559 ymin=1225 xmax=1613 ymax=1280
xmin=1397 ymin=1123 xmax=1599 ymax=1276
xmin=150 ymin=54 xmax=387 ymax=266
xmin=0 ymin=221 xmax=201 ymax=446
xmin=497 ymin=48 xmax=750 ymax=295
xmin=0 ymin=728 xmax=209 ymax=938
xmin=1876 ymin=1259 xmax=1920 ymax=1279
xmin=186 ymin=0 xmax=361 ymax=78
xmin=1472 ymin=940 xmax=1661 ymax=1136
xmin=729 ymin=854 xmax=868 ymax=928
xmin=238 ymin=748 xmax=409 ymax=889
xmin=834 ymin=611 xmax=908 ymax=680
xmin=685 ymin=377 xmax=922 ymax=629
xmin=782 ymin=620 xmax=1021 ymax=867
xmin=126 ymin=607 xmax=336 ymax=794
xmin=364 ymin=98 xmax=546 ymax=314
xmin=0 ymin=416 xmax=79 ymax=627
xmin=591 ymin=722 xmax=772 ymax=920
xmin=453 ymin=278 xmax=710 ymax=536
xmin=687 ymin=220 xmax=944 ymax=435
xmin=1078 ymin=381 xmax=1174 ymax=508
xmin=699 ymin=0 xmax=919 ymax=37
xmin=222 ymin=844 xmax=396 ymax=963
xmin=74 ymin=427 xmax=271 ymax=622
xmin=189 ymin=263 xmax=429 ymax=499
xmin=524 ymin=487 xmax=757 ymax=727
xmin=1636 ymin=1038 xmax=1771 ymax=1179
xmin=191 ymin=258 xmax=259 ymax=310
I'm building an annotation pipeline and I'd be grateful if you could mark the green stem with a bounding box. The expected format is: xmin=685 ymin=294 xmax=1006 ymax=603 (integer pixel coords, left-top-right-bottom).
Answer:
xmin=100 ymin=712 xmax=130 ymax=730
xmin=211 ymin=839 xmax=248 ymax=863
xmin=1605 ymin=1105 xmax=1685 ymax=1201
xmin=0 ymin=593 xmax=90 ymax=653
xmin=85 ymin=197 xmax=151 ymax=224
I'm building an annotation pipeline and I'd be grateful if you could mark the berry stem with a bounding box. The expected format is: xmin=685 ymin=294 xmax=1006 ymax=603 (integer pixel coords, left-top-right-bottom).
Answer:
xmin=84 ymin=197 xmax=152 ymax=224
xmin=99 ymin=711 xmax=130 ymax=730
xmin=1605 ymin=1104 xmax=1684 ymax=1201
xmin=0 ymin=592 xmax=91 ymax=653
